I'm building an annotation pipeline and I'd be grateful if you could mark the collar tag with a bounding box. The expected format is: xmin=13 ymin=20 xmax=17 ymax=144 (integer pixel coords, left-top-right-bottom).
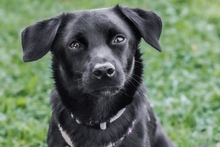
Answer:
xmin=100 ymin=122 xmax=107 ymax=130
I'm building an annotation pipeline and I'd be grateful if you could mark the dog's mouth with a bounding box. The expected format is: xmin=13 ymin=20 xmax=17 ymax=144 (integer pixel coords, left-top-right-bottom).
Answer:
xmin=89 ymin=86 xmax=121 ymax=97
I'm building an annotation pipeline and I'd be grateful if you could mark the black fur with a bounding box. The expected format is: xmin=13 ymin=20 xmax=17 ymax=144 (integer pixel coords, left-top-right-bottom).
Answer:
xmin=21 ymin=5 xmax=173 ymax=147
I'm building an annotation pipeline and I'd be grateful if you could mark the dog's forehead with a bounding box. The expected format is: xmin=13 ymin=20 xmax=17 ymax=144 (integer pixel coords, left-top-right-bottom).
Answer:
xmin=65 ymin=8 xmax=129 ymax=33
xmin=74 ymin=7 xmax=116 ymax=21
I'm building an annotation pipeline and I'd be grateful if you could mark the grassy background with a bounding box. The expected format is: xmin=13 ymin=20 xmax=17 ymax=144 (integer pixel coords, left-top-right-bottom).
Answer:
xmin=0 ymin=0 xmax=220 ymax=146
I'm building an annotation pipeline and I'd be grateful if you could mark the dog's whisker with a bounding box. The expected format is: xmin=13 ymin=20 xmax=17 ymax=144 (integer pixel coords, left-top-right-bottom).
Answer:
xmin=132 ymin=74 xmax=142 ymax=80
xmin=127 ymin=75 xmax=141 ymax=85
xmin=127 ymin=79 xmax=136 ymax=87
xmin=74 ymin=70 xmax=84 ymax=74
xmin=135 ymin=60 xmax=148 ymax=65
xmin=119 ymin=88 xmax=129 ymax=97
xmin=127 ymin=73 xmax=139 ymax=80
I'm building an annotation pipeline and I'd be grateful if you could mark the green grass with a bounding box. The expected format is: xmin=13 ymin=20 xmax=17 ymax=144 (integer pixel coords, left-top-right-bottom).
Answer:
xmin=0 ymin=0 xmax=220 ymax=146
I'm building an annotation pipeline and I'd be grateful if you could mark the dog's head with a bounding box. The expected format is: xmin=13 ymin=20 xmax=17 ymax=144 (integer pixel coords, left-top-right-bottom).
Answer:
xmin=21 ymin=5 xmax=162 ymax=98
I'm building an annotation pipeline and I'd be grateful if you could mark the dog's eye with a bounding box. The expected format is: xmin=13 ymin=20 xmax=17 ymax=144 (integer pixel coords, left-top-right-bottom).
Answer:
xmin=113 ymin=36 xmax=125 ymax=44
xmin=69 ymin=41 xmax=81 ymax=50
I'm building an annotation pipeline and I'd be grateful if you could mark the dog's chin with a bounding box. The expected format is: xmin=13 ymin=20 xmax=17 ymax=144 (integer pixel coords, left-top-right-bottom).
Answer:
xmin=86 ymin=87 xmax=121 ymax=97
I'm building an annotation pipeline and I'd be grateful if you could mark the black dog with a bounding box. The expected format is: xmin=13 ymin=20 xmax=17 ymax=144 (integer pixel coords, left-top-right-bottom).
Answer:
xmin=21 ymin=5 xmax=173 ymax=147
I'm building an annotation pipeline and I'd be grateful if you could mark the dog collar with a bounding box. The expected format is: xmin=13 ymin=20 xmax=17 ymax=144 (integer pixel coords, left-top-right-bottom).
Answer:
xmin=106 ymin=120 xmax=136 ymax=147
xmin=71 ymin=107 xmax=126 ymax=130
xmin=58 ymin=119 xmax=136 ymax=147
xmin=58 ymin=124 xmax=75 ymax=147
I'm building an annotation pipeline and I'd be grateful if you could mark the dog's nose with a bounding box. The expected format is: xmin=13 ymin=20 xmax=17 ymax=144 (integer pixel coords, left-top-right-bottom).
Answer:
xmin=92 ymin=62 xmax=115 ymax=79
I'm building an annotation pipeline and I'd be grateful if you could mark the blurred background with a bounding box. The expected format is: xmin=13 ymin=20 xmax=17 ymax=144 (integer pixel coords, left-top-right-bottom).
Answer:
xmin=0 ymin=0 xmax=220 ymax=146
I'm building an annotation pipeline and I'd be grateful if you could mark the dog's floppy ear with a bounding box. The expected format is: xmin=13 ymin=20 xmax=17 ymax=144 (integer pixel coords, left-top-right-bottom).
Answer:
xmin=116 ymin=5 xmax=162 ymax=51
xmin=21 ymin=16 xmax=61 ymax=62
